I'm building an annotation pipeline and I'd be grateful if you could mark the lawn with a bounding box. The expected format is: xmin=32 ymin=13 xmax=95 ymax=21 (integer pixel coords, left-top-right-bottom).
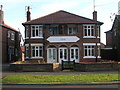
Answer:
xmin=2 ymin=74 xmax=119 ymax=83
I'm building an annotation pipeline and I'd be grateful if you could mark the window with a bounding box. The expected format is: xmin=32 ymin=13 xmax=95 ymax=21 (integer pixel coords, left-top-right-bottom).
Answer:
xmin=31 ymin=25 xmax=43 ymax=38
xmin=11 ymin=32 xmax=15 ymax=40
xmin=25 ymin=26 xmax=29 ymax=38
xmin=114 ymin=29 xmax=116 ymax=36
xmin=25 ymin=46 xmax=29 ymax=58
xmin=49 ymin=27 xmax=59 ymax=35
xmin=31 ymin=45 xmax=43 ymax=58
xmin=97 ymin=26 xmax=100 ymax=38
xmin=68 ymin=27 xmax=77 ymax=35
xmin=83 ymin=25 xmax=95 ymax=37
xmin=8 ymin=31 xmax=10 ymax=38
xmin=84 ymin=45 xmax=95 ymax=57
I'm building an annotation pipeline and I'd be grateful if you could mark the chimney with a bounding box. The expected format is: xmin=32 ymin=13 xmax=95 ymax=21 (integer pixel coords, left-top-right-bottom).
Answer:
xmin=27 ymin=6 xmax=31 ymax=21
xmin=0 ymin=5 xmax=4 ymax=24
xmin=93 ymin=11 xmax=97 ymax=21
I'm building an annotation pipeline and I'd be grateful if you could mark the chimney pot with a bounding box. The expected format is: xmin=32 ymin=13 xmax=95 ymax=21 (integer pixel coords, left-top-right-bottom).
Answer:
xmin=93 ymin=11 xmax=97 ymax=21
xmin=27 ymin=6 xmax=31 ymax=21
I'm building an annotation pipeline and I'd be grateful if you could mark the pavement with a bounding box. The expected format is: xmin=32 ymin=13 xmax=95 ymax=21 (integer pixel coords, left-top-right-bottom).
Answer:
xmin=1 ymin=63 xmax=120 ymax=87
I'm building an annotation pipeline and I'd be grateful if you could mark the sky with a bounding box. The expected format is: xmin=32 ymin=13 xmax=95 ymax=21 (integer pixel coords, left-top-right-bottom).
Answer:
xmin=0 ymin=0 xmax=120 ymax=45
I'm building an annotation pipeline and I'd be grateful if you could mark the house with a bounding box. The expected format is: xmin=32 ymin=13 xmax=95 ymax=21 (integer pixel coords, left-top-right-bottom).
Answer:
xmin=0 ymin=5 xmax=21 ymax=63
xmin=110 ymin=15 xmax=120 ymax=60
xmin=105 ymin=30 xmax=112 ymax=48
xmin=22 ymin=6 xmax=103 ymax=63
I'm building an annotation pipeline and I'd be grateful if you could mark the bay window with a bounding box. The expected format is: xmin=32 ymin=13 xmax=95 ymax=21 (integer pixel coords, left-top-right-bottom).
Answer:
xmin=83 ymin=25 xmax=95 ymax=38
xmin=31 ymin=44 xmax=43 ymax=58
xmin=31 ymin=25 xmax=43 ymax=38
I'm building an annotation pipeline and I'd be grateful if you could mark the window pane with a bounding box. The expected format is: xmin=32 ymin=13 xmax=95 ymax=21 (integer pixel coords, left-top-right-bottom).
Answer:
xmin=39 ymin=46 xmax=43 ymax=57
xmin=32 ymin=30 xmax=35 ymax=37
xmin=36 ymin=30 xmax=39 ymax=36
xmin=53 ymin=49 xmax=56 ymax=59
xmin=49 ymin=49 xmax=51 ymax=59
xmin=76 ymin=49 xmax=78 ymax=59
xmin=64 ymin=49 xmax=67 ymax=59
xmin=71 ymin=49 xmax=74 ymax=58
xmin=85 ymin=49 xmax=87 ymax=56
xmin=60 ymin=49 xmax=63 ymax=59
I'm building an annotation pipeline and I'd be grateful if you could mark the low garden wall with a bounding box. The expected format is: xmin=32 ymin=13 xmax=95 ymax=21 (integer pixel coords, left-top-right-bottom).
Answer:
xmin=10 ymin=62 xmax=60 ymax=72
xmin=74 ymin=62 xmax=120 ymax=71
xmin=10 ymin=61 xmax=120 ymax=72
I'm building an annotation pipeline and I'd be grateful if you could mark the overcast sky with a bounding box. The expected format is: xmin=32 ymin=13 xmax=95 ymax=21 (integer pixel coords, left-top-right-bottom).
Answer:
xmin=0 ymin=0 xmax=120 ymax=44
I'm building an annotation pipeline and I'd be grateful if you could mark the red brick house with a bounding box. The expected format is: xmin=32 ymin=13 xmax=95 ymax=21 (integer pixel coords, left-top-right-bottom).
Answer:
xmin=105 ymin=30 xmax=112 ymax=48
xmin=0 ymin=5 xmax=21 ymax=63
xmin=111 ymin=15 xmax=120 ymax=60
xmin=22 ymin=7 xmax=103 ymax=63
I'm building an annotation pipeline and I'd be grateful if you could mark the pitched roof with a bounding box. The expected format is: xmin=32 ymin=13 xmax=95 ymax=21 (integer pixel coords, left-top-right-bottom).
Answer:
xmin=22 ymin=10 xmax=103 ymax=25
xmin=2 ymin=23 xmax=18 ymax=32
xmin=104 ymin=30 xmax=112 ymax=33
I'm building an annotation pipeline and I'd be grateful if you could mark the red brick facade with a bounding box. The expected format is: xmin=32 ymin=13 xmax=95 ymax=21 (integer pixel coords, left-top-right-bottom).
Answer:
xmin=22 ymin=8 xmax=103 ymax=63
xmin=0 ymin=6 xmax=21 ymax=63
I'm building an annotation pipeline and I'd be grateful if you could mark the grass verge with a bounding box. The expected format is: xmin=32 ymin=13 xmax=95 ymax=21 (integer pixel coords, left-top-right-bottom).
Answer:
xmin=2 ymin=74 xmax=119 ymax=83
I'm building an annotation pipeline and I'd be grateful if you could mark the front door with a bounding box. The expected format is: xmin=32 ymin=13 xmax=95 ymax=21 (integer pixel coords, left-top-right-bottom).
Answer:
xmin=47 ymin=48 xmax=57 ymax=63
xmin=59 ymin=48 xmax=68 ymax=63
xmin=70 ymin=47 xmax=79 ymax=62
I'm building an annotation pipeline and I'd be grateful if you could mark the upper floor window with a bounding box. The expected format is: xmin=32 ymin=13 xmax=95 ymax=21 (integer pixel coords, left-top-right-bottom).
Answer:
xmin=25 ymin=26 xmax=29 ymax=38
xmin=49 ymin=27 xmax=59 ymax=35
xmin=8 ymin=31 xmax=10 ymax=38
xmin=97 ymin=26 xmax=100 ymax=38
xmin=114 ymin=29 xmax=116 ymax=36
xmin=68 ymin=27 xmax=77 ymax=35
xmin=31 ymin=25 xmax=43 ymax=38
xmin=11 ymin=32 xmax=15 ymax=40
xmin=83 ymin=25 xmax=95 ymax=38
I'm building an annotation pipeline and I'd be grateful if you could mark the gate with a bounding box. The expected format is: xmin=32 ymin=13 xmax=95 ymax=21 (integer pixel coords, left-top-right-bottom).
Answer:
xmin=61 ymin=60 xmax=75 ymax=70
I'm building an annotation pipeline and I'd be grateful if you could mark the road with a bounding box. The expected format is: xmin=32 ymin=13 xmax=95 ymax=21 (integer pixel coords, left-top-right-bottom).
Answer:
xmin=1 ymin=84 xmax=120 ymax=88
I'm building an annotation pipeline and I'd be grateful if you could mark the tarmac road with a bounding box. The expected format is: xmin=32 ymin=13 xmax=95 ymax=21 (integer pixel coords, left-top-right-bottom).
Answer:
xmin=1 ymin=84 xmax=120 ymax=88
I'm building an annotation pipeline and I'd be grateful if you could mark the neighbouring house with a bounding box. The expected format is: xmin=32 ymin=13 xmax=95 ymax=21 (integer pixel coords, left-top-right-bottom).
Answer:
xmin=111 ymin=15 xmax=120 ymax=60
xmin=0 ymin=5 xmax=21 ymax=63
xmin=22 ymin=6 xmax=103 ymax=63
xmin=105 ymin=30 xmax=112 ymax=48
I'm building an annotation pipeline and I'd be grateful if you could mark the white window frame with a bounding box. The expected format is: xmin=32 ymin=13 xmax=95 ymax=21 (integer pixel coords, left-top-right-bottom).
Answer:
xmin=31 ymin=44 xmax=43 ymax=58
xmin=83 ymin=43 xmax=95 ymax=58
xmin=25 ymin=46 xmax=29 ymax=58
xmin=11 ymin=32 xmax=15 ymax=40
xmin=8 ymin=31 xmax=10 ymax=38
xmin=83 ymin=24 xmax=95 ymax=38
xmin=68 ymin=27 xmax=77 ymax=35
xmin=70 ymin=47 xmax=79 ymax=62
xmin=97 ymin=25 xmax=100 ymax=38
xmin=47 ymin=48 xmax=57 ymax=63
xmin=31 ymin=25 xmax=43 ymax=38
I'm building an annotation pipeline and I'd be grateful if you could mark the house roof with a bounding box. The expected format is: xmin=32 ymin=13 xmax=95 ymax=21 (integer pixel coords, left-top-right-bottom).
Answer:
xmin=2 ymin=23 xmax=18 ymax=32
xmin=22 ymin=10 xmax=103 ymax=25
xmin=104 ymin=30 xmax=112 ymax=33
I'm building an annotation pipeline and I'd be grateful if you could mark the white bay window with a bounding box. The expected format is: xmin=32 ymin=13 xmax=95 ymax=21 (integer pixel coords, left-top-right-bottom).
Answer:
xmin=31 ymin=44 xmax=43 ymax=58
xmin=83 ymin=43 xmax=96 ymax=58
xmin=83 ymin=25 xmax=95 ymax=38
xmin=31 ymin=25 xmax=43 ymax=38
